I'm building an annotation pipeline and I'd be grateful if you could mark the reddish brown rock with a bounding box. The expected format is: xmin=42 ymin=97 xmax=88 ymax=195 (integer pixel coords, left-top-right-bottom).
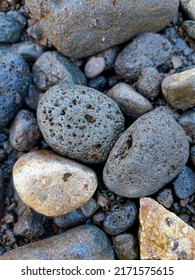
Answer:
xmin=139 ymin=197 xmax=195 ymax=260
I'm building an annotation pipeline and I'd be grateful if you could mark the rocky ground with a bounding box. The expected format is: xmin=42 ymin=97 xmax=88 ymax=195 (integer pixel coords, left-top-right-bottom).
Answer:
xmin=0 ymin=0 xmax=194 ymax=259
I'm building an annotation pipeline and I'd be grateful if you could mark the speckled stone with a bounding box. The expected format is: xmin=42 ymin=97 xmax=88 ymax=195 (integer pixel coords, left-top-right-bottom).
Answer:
xmin=0 ymin=12 xmax=23 ymax=43
xmin=182 ymin=21 xmax=195 ymax=39
xmin=37 ymin=84 xmax=125 ymax=164
xmin=25 ymin=0 xmax=179 ymax=58
xmin=107 ymin=83 xmax=153 ymax=119
xmin=13 ymin=150 xmax=98 ymax=217
xmin=180 ymin=0 xmax=195 ymax=20
xmin=157 ymin=188 xmax=174 ymax=209
xmin=162 ymin=69 xmax=195 ymax=109
xmin=139 ymin=197 xmax=195 ymax=260
xmin=33 ymin=51 xmax=87 ymax=91
xmin=103 ymin=107 xmax=189 ymax=198
xmin=172 ymin=167 xmax=195 ymax=199
xmin=178 ymin=111 xmax=195 ymax=144
xmin=113 ymin=234 xmax=139 ymax=260
xmin=191 ymin=146 xmax=195 ymax=166
xmin=53 ymin=209 xmax=86 ymax=229
xmin=115 ymin=33 xmax=173 ymax=81
xmin=9 ymin=110 xmax=41 ymax=152
xmin=0 ymin=225 xmax=115 ymax=260
xmin=0 ymin=46 xmax=30 ymax=131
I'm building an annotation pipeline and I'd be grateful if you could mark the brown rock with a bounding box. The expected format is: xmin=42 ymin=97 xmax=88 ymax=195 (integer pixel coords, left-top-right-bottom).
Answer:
xmin=139 ymin=197 xmax=195 ymax=260
xmin=13 ymin=150 xmax=97 ymax=217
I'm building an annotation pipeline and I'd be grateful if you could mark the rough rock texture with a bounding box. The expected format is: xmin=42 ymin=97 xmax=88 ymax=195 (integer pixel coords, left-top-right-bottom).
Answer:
xmin=33 ymin=51 xmax=87 ymax=91
xmin=103 ymin=107 xmax=189 ymax=198
xmin=191 ymin=146 xmax=195 ymax=166
xmin=12 ymin=41 xmax=45 ymax=62
xmin=180 ymin=0 xmax=195 ymax=20
xmin=107 ymin=83 xmax=153 ymax=119
xmin=0 ymin=46 xmax=30 ymax=131
xmin=113 ymin=233 xmax=139 ymax=260
xmin=25 ymin=0 xmax=179 ymax=58
xmin=0 ymin=225 xmax=114 ymax=260
xmin=37 ymin=84 xmax=125 ymax=164
xmin=139 ymin=197 xmax=195 ymax=260
xmin=53 ymin=209 xmax=86 ymax=229
xmin=162 ymin=69 xmax=195 ymax=109
xmin=9 ymin=110 xmax=41 ymax=152
xmin=13 ymin=150 xmax=98 ymax=217
xmin=182 ymin=20 xmax=195 ymax=40
xmin=157 ymin=188 xmax=174 ymax=209
xmin=0 ymin=169 xmax=4 ymax=218
xmin=0 ymin=12 xmax=23 ymax=43
xmin=178 ymin=110 xmax=195 ymax=144
xmin=115 ymin=33 xmax=173 ymax=81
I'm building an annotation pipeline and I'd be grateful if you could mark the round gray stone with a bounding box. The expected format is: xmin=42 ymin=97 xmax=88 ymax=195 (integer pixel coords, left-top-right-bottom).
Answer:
xmin=103 ymin=107 xmax=189 ymax=198
xmin=37 ymin=84 xmax=125 ymax=163
xmin=0 ymin=12 xmax=23 ymax=43
xmin=25 ymin=0 xmax=179 ymax=58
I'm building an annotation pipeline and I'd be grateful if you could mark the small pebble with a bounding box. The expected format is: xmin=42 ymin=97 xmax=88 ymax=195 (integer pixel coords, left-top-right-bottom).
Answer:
xmin=53 ymin=209 xmax=86 ymax=229
xmin=190 ymin=146 xmax=195 ymax=166
xmin=25 ymin=85 xmax=41 ymax=110
xmin=157 ymin=188 xmax=174 ymax=208
xmin=175 ymin=38 xmax=187 ymax=52
xmin=0 ymin=150 xmax=6 ymax=162
xmin=103 ymin=201 xmax=137 ymax=236
xmin=12 ymin=41 xmax=45 ymax=62
xmin=179 ymin=213 xmax=190 ymax=223
xmin=80 ymin=198 xmax=99 ymax=218
xmin=92 ymin=212 xmax=105 ymax=227
xmin=113 ymin=233 xmax=139 ymax=260
xmin=0 ymin=12 xmax=23 ymax=43
xmin=178 ymin=111 xmax=195 ymax=144
xmin=171 ymin=56 xmax=183 ymax=69
xmin=84 ymin=56 xmax=105 ymax=79
xmin=182 ymin=21 xmax=195 ymax=40
xmin=88 ymin=76 xmax=107 ymax=91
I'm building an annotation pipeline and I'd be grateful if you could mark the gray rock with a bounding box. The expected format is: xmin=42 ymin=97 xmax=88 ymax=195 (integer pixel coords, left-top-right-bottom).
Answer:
xmin=161 ymin=69 xmax=195 ymax=110
xmin=25 ymin=0 xmax=179 ymax=58
xmin=178 ymin=111 xmax=195 ymax=144
xmin=98 ymin=47 xmax=117 ymax=70
xmin=12 ymin=41 xmax=45 ymax=62
xmin=25 ymin=85 xmax=41 ymax=110
xmin=88 ymin=76 xmax=107 ymax=91
xmin=175 ymin=38 xmax=187 ymax=52
xmin=7 ymin=11 xmax=27 ymax=27
xmin=103 ymin=201 xmax=137 ymax=235
xmin=0 ymin=46 xmax=30 ymax=131
xmin=136 ymin=67 xmax=162 ymax=99
xmin=0 ymin=169 xmax=4 ymax=218
xmin=0 ymin=150 xmax=6 ymax=162
xmin=84 ymin=56 xmax=105 ymax=79
xmin=180 ymin=0 xmax=195 ymax=20
xmin=33 ymin=51 xmax=87 ymax=91
xmin=190 ymin=146 xmax=195 ymax=166
xmin=113 ymin=233 xmax=139 ymax=260
xmin=172 ymin=167 xmax=195 ymax=199
xmin=182 ymin=20 xmax=195 ymax=40
xmin=80 ymin=198 xmax=98 ymax=218
xmin=115 ymin=33 xmax=173 ymax=81
xmin=157 ymin=188 xmax=174 ymax=208
xmin=53 ymin=209 xmax=86 ymax=229
xmin=37 ymin=84 xmax=125 ymax=164
xmin=0 ymin=225 xmax=115 ymax=260
xmin=107 ymin=83 xmax=153 ymax=119
xmin=9 ymin=110 xmax=41 ymax=152
xmin=103 ymin=107 xmax=189 ymax=198
xmin=0 ymin=12 xmax=23 ymax=43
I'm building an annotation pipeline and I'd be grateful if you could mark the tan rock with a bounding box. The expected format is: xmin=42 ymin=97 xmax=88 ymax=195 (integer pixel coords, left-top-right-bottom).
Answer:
xmin=13 ymin=150 xmax=97 ymax=217
xmin=162 ymin=69 xmax=195 ymax=109
xmin=180 ymin=0 xmax=195 ymax=20
xmin=139 ymin=197 xmax=195 ymax=260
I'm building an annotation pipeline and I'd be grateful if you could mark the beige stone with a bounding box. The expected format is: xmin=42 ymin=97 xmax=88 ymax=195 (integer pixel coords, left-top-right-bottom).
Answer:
xmin=13 ymin=150 xmax=97 ymax=217
xmin=139 ymin=197 xmax=195 ymax=260
xmin=180 ymin=0 xmax=195 ymax=20
xmin=162 ymin=69 xmax=195 ymax=109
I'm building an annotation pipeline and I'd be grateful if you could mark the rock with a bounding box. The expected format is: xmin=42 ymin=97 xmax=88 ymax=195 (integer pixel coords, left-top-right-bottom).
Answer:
xmin=0 ymin=12 xmax=23 ymax=43
xmin=175 ymin=38 xmax=187 ymax=52
xmin=25 ymin=0 xmax=179 ymax=58
xmin=88 ymin=76 xmax=107 ymax=91
xmin=139 ymin=197 xmax=195 ymax=260
xmin=12 ymin=41 xmax=45 ymax=62
xmin=172 ymin=167 xmax=195 ymax=199
xmin=84 ymin=56 xmax=105 ymax=79
xmin=182 ymin=21 xmax=195 ymax=39
xmin=13 ymin=213 xmax=45 ymax=239
xmin=92 ymin=212 xmax=105 ymax=227
xmin=13 ymin=150 xmax=98 ymax=217
xmin=9 ymin=110 xmax=41 ymax=152
xmin=103 ymin=201 xmax=137 ymax=235
xmin=103 ymin=107 xmax=189 ymax=198
xmin=25 ymin=85 xmax=41 ymax=110
xmin=115 ymin=33 xmax=173 ymax=81
xmin=0 ymin=169 xmax=4 ymax=218
xmin=107 ymin=83 xmax=153 ymax=119
xmin=33 ymin=51 xmax=87 ymax=92
xmin=0 ymin=149 xmax=6 ymax=162
xmin=54 ymin=209 xmax=86 ymax=229
xmin=136 ymin=67 xmax=162 ymax=99
xmin=7 ymin=10 xmax=27 ymax=27
xmin=80 ymin=198 xmax=98 ymax=218
xmin=26 ymin=22 xmax=43 ymax=42
xmin=37 ymin=84 xmax=125 ymax=164
xmin=190 ymin=146 xmax=195 ymax=166
xmin=178 ymin=111 xmax=195 ymax=144
xmin=157 ymin=188 xmax=174 ymax=208
xmin=171 ymin=56 xmax=183 ymax=69
xmin=162 ymin=69 xmax=195 ymax=109
xmin=0 ymin=225 xmax=114 ymax=260
xmin=180 ymin=0 xmax=195 ymax=20
xmin=98 ymin=47 xmax=117 ymax=70
xmin=113 ymin=233 xmax=139 ymax=260
xmin=0 ymin=47 xmax=30 ymax=131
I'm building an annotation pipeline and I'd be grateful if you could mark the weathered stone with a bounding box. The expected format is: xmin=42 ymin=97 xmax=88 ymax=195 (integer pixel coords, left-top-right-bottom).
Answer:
xmin=53 ymin=209 xmax=86 ymax=229
xmin=162 ymin=69 xmax=195 ymax=109
xmin=0 ymin=225 xmax=114 ymax=260
xmin=13 ymin=150 xmax=98 ymax=217
xmin=80 ymin=198 xmax=99 ymax=218
xmin=178 ymin=111 xmax=195 ymax=144
xmin=191 ymin=146 xmax=195 ymax=166
xmin=0 ymin=12 xmax=23 ymax=43
xmin=25 ymin=0 xmax=179 ymax=58
xmin=84 ymin=56 xmax=105 ymax=79
xmin=113 ymin=233 xmax=139 ymax=260
xmin=180 ymin=0 xmax=195 ymax=20
xmin=107 ymin=83 xmax=153 ymax=119
xmin=139 ymin=197 xmax=195 ymax=260
xmin=12 ymin=41 xmax=45 ymax=62
xmin=0 ymin=169 xmax=4 ymax=218
xmin=115 ymin=33 xmax=173 ymax=81
xmin=157 ymin=188 xmax=174 ymax=209
xmin=37 ymin=84 xmax=125 ymax=164
xmin=182 ymin=21 xmax=195 ymax=39
xmin=103 ymin=107 xmax=189 ymax=198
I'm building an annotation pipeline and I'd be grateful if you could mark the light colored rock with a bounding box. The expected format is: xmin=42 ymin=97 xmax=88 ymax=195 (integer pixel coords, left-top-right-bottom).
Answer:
xmin=180 ymin=0 xmax=195 ymax=20
xmin=107 ymin=83 xmax=153 ymax=119
xmin=162 ymin=69 xmax=195 ymax=109
xmin=84 ymin=56 xmax=105 ymax=79
xmin=171 ymin=56 xmax=182 ymax=69
xmin=139 ymin=197 xmax=195 ymax=260
xmin=13 ymin=150 xmax=98 ymax=217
